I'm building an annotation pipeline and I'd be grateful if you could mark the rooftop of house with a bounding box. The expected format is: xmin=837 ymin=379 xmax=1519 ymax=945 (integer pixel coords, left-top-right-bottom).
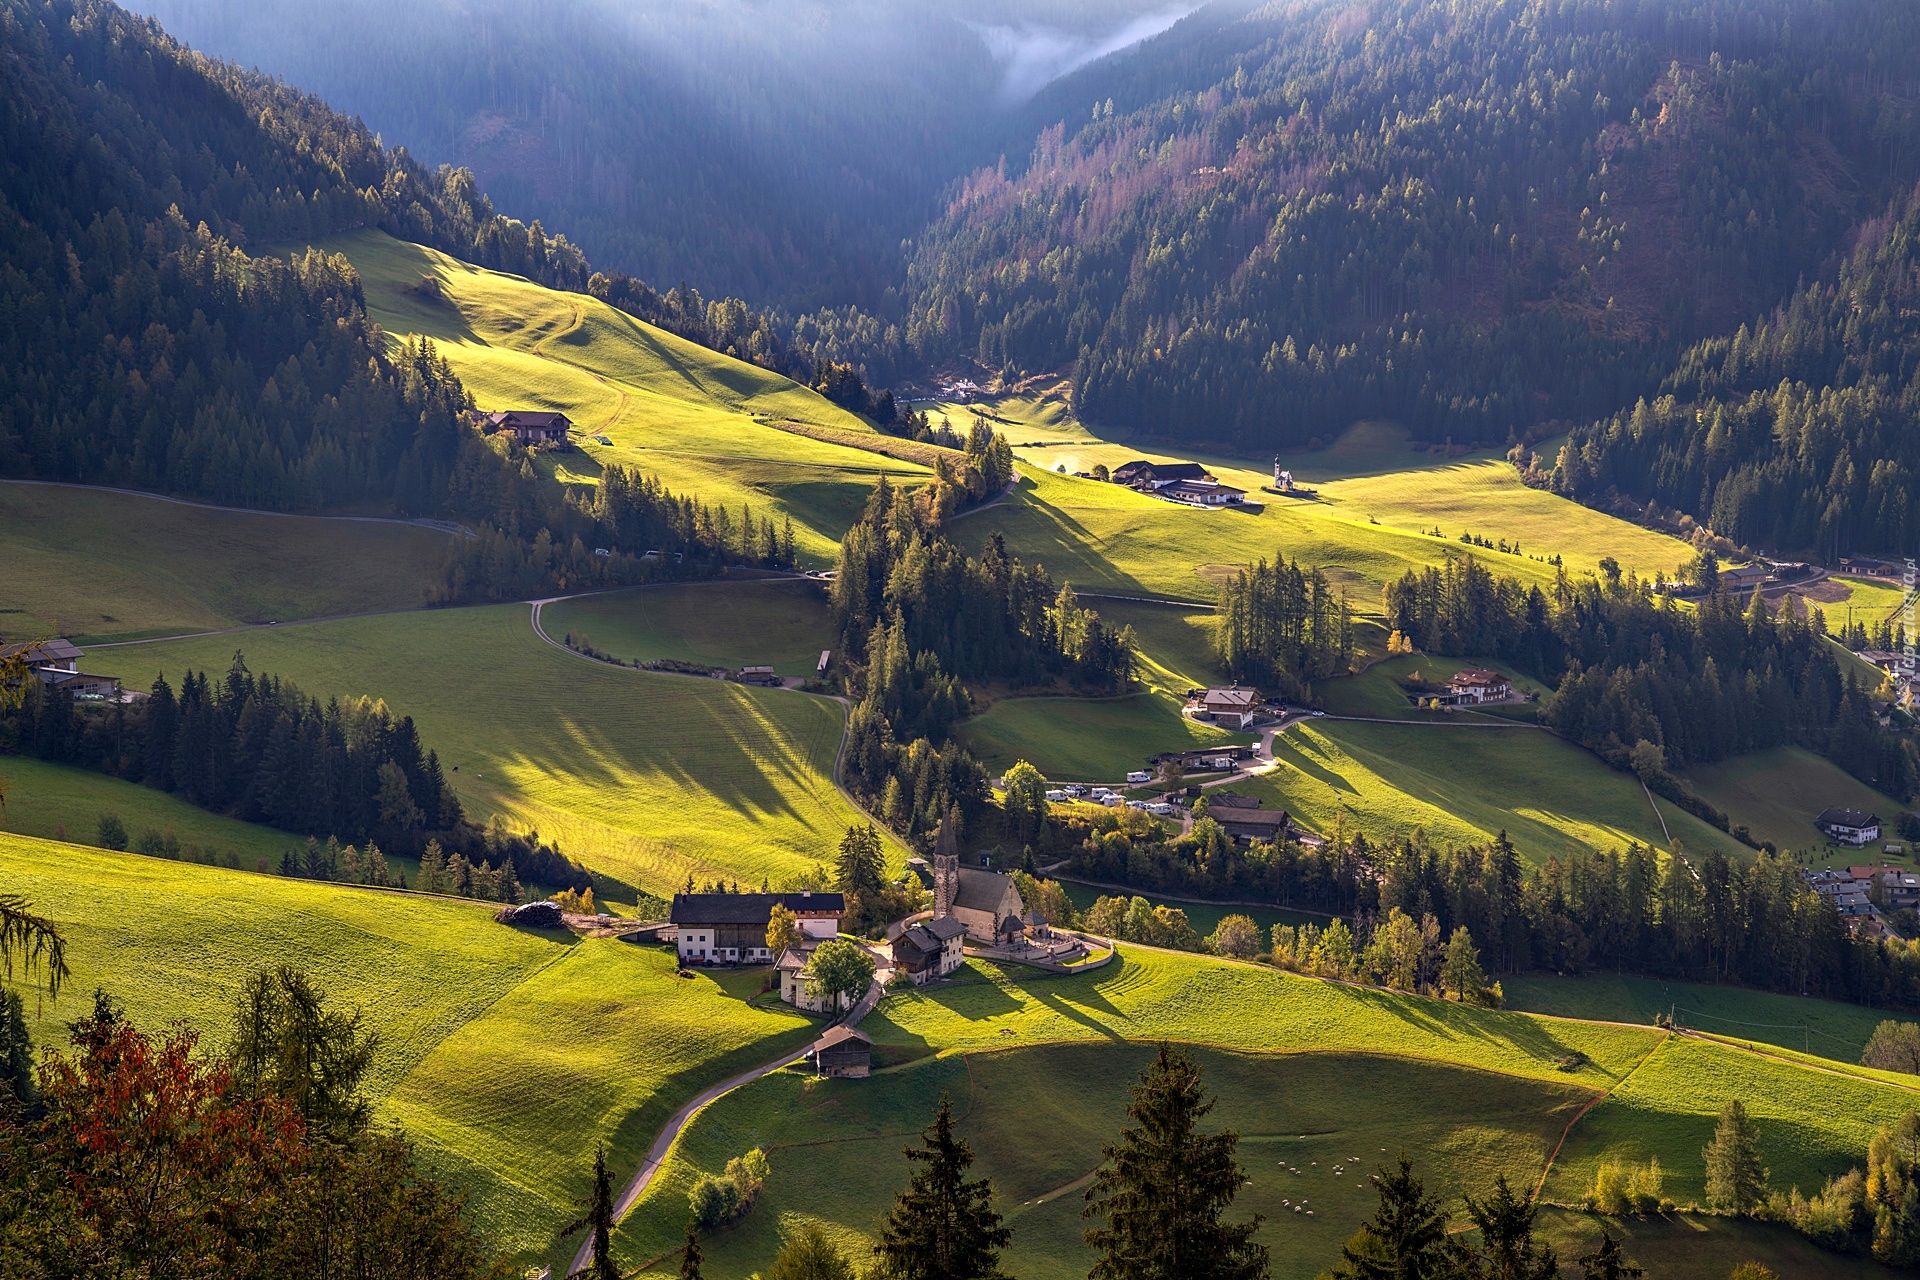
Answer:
xmin=1819 ymin=808 xmax=1881 ymax=829
xmin=1202 ymin=687 xmax=1258 ymax=708
xmin=811 ymin=1025 xmax=871 ymax=1052
xmin=1208 ymin=792 xmax=1260 ymax=809
xmin=1213 ymin=807 xmax=1289 ymax=829
xmin=1449 ymin=669 xmax=1507 ymax=686
xmin=670 ymin=891 xmax=846 ymax=926
xmin=1157 ymin=477 xmax=1245 ymax=495
xmin=486 ymin=410 xmax=572 ymax=429
xmin=5 ymin=638 xmax=83 ymax=665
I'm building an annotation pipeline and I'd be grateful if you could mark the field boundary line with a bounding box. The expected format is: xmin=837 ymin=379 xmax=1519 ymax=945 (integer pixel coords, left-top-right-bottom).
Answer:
xmin=0 ymin=476 xmax=474 ymax=536
xmin=1674 ymin=1028 xmax=1920 ymax=1093
xmin=1529 ymin=1032 xmax=1669 ymax=1205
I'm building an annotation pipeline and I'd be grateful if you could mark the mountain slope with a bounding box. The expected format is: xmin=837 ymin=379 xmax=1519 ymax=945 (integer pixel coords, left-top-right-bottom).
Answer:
xmin=891 ymin=0 xmax=1920 ymax=449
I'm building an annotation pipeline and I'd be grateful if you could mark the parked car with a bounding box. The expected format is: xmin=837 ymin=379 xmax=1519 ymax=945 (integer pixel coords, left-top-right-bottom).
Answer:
xmin=1311 ymin=710 xmax=1326 ymax=718
xmin=1064 ymin=784 xmax=1086 ymax=797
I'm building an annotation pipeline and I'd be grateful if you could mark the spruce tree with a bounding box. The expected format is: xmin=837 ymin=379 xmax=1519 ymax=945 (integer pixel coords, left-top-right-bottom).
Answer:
xmin=1083 ymin=1045 xmax=1268 ymax=1280
xmin=874 ymin=1093 xmax=1010 ymax=1280
xmin=1331 ymin=1154 xmax=1464 ymax=1280
xmin=563 ymin=1144 xmax=620 ymax=1280
xmin=1463 ymin=1175 xmax=1556 ymax=1280
xmin=679 ymin=1219 xmax=703 ymax=1280
xmin=1575 ymin=1231 xmax=1644 ymax=1280
xmin=1703 ymin=1099 xmax=1768 ymax=1214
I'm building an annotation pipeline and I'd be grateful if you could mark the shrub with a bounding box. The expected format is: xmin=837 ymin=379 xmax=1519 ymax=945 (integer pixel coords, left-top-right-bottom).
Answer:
xmin=689 ymin=1148 xmax=770 ymax=1228
xmin=1589 ymin=1155 xmax=1662 ymax=1215
xmin=1862 ymin=1021 xmax=1920 ymax=1075
xmin=95 ymin=812 xmax=128 ymax=851
xmin=1206 ymin=914 xmax=1262 ymax=960
xmin=133 ymin=827 xmax=180 ymax=858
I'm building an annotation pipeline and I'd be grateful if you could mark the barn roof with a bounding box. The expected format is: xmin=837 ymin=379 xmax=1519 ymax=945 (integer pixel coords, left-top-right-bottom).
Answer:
xmin=670 ymin=892 xmax=845 ymax=926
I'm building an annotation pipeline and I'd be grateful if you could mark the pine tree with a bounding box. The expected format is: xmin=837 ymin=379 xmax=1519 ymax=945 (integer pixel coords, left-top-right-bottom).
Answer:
xmin=874 ymin=1093 xmax=1011 ymax=1280
xmin=563 ymin=1145 xmax=620 ymax=1280
xmin=1331 ymin=1154 xmax=1463 ymax=1279
xmin=1083 ymin=1045 xmax=1267 ymax=1280
xmin=1575 ymin=1231 xmax=1644 ymax=1280
xmin=679 ymin=1219 xmax=704 ymax=1280
xmin=0 ymin=990 xmax=33 ymax=1105
xmin=1463 ymin=1175 xmax=1556 ymax=1280
xmin=1703 ymin=1099 xmax=1768 ymax=1214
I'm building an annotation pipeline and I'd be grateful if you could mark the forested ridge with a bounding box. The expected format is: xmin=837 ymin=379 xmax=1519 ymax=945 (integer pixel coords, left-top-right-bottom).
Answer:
xmin=1556 ymin=182 xmax=1920 ymax=559
xmin=852 ymin=0 xmax=1920 ymax=453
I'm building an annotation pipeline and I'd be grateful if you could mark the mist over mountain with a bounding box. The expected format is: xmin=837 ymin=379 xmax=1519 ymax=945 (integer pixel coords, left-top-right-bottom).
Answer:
xmin=129 ymin=0 xmax=1185 ymax=309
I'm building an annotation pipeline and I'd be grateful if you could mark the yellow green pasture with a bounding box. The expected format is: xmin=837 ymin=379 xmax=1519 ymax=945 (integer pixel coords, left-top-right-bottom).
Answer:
xmin=105 ymin=604 xmax=887 ymax=896
xmin=314 ymin=230 xmax=928 ymax=564
xmin=0 ymin=756 xmax=296 ymax=866
xmin=3 ymin=833 xmax=814 ymax=1266
xmin=1684 ymin=745 xmax=1908 ymax=856
xmin=542 ymin=580 xmax=835 ymax=678
xmin=1238 ymin=721 xmax=1749 ymax=863
xmin=0 ymin=481 xmax=451 ymax=642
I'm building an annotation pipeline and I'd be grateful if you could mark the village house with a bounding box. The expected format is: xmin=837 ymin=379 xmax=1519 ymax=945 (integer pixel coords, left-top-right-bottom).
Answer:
xmin=1111 ymin=459 xmax=1211 ymax=489
xmin=890 ymin=915 xmax=967 ymax=984
xmin=670 ymin=891 xmax=843 ymax=965
xmin=483 ymin=409 xmax=574 ymax=449
xmin=1719 ymin=564 xmax=1771 ymax=592
xmin=774 ymin=941 xmax=837 ymax=1012
xmin=805 ymin=1025 xmax=871 ymax=1078
xmin=737 ymin=665 xmax=780 ymax=686
xmin=1818 ymin=808 xmax=1883 ymax=847
xmin=1154 ymin=478 xmax=1246 ymax=507
xmin=1192 ymin=687 xmax=1260 ymax=729
xmin=1443 ymin=669 xmax=1514 ymax=706
xmin=1210 ymin=805 xmax=1292 ymax=845
xmin=5 ymin=638 xmax=125 ymax=701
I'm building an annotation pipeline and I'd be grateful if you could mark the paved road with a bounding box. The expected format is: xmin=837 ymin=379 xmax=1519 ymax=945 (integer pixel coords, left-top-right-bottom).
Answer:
xmin=568 ymin=965 xmax=889 ymax=1277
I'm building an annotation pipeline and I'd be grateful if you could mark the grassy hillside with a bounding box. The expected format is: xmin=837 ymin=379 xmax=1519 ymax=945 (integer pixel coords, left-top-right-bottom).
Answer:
xmin=0 ymin=757 xmax=296 ymax=867
xmin=3 ymin=833 xmax=816 ymax=1266
xmin=1504 ymin=972 xmax=1890 ymax=1066
xmin=618 ymin=946 xmax=1920 ymax=1278
xmin=958 ymin=690 xmax=1251 ymax=782
xmin=958 ymin=415 xmax=1692 ymax=605
xmin=542 ymin=580 xmax=834 ymax=679
xmin=0 ymin=481 xmax=452 ymax=643
xmin=314 ymin=230 xmax=929 ymax=565
xmin=108 ymin=604 xmax=885 ymax=896
xmin=1237 ymin=721 xmax=1750 ymax=864
xmin=622 ymin=1046 xmax=1593 ymax=1280
xmin=1686 ymin=746 xmax=1908 ymax=857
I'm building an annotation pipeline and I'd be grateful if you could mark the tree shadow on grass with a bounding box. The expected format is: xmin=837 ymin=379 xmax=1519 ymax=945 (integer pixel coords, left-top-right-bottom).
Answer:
xmin=1270 ymin=732 xmax=1361 ymax=797
xmin=1335 ymin=983 xmax=1619 ymax=1079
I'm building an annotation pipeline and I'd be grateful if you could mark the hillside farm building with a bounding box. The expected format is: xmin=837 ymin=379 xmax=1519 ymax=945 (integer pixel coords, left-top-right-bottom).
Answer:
xmin=806 ymin=1026 xmax=871 ymax=1078
xmin=671 ymin=891 xmax=843 ymax=964
xmin=1192 ymin=687 xmax=1260 ymax=729
xmin=1720 ymin=564 xmax=1771 ymax=591
xmin=1156 ymin=478 xmax=1246 ymax=506
xmin=484 ymin=410 xmax=574 ymax=448
xmin=1444 ymin=669 xmax=1513 ymax=705
xmin=1111 ymin=459 xmax=1212 ymax=489
xmin=5 ymin=638 xmax=124 ymax=701
xmin=1817 ymin=809 xmax=1882 ymax=846
xmin=738 ymin=665 xmax=780 ymax=686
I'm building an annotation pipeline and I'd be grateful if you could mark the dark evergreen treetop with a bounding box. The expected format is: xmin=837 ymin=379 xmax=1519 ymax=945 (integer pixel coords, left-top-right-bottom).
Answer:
xmin=1330 ymin=1154 xmax=1465 ymax=1280
xmin=1082 ymin=1044 xmax=1268 ymax=1280
xmin=874 ymin=1093 xmax=1011 ymax=1280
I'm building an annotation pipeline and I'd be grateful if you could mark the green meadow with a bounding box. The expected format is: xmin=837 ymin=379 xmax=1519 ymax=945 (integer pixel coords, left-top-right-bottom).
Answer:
xmin=0 ymin=756 xmax=296 ymax=866
xmin=616 ymin=946 xmax=1918 ymax=1278
xmin=543 ymin=579 xmax=836 ymax=678
xmin=1686 ymin=746 xmax=1909 ymax=856
xmin=3 ymin=833 xmax=815 ymax=1266
xmin=621 ymin=1045 xmax=1593 ymax=1280
xmin=315 ymin=230 xmax=928 ymax=565
xmin=958 ymin=690 xmax=1251 ymax=782
xmin=0 ymin=481 xmax=452 ymax=642
xmin=107 ymin=604 xmax=886 ymax=896
xmin=1503 ymin=971 xmax=1891 ymax=1065
xmin=1237 ymin=721 xmax=1749 ymax=864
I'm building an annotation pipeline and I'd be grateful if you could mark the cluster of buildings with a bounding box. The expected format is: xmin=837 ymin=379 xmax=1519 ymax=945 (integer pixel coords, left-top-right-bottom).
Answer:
xmin=1108 ymin=460 xmax=1248 ymax=508
xmin=3 ymin=638 xmax=128 ymax=702
xmin=1806 ymin=862 xmax=1918 ymax=931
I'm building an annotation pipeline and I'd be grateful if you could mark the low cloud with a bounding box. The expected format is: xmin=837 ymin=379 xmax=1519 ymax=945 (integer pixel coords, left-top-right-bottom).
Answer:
xmin=977 ymin=6 xmax=1200 ymax=103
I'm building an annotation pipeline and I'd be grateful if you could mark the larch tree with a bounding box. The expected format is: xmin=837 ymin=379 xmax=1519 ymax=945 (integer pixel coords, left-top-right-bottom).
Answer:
xmin=874 ymin=1093 xmax=1011 ymax=1280
xmin=767 ymin=904 xmax=803 ymax=956
xmin=1083 ymin=1044 xmax=1268 ymax=1280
